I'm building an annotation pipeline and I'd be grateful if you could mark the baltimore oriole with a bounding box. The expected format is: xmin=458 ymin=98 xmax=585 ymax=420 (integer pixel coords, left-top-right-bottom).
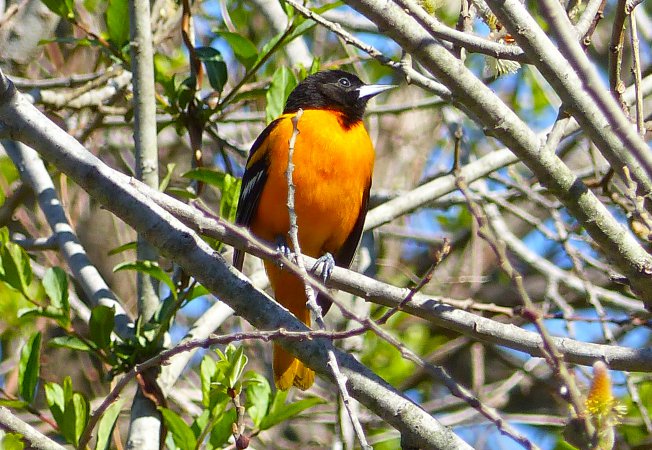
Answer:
xmin=233 ymin=70 xmax=392 ymax=390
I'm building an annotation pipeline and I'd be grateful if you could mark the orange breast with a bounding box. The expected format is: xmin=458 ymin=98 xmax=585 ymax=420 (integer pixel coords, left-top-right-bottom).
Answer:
xmin=250 ymin=109 xmax=374 ymax=257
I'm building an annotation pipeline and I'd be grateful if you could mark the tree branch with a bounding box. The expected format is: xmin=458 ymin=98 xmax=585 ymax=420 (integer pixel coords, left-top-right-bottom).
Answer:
xmin=0 ymin=68 xmax=471 ymax=450
xmin=127 ymin=0 xmax=162 ymax=445
xmin=487 ymin=0 xmax=652 ymax=204
xmin=344 ymin=0 xmax=652 ymax=308
xmin=1 ymin=140 xmax=132 ymax=337
xmin=0 ymin=407 xmax=66 ymax=450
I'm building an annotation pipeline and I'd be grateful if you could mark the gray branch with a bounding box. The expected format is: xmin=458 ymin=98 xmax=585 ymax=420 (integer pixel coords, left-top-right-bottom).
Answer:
xmin=127 ymin=0 xmax=162 ymax=446
xmin=324 ymin=265 xmax=652 ymax=372
xmin=344 ymin=0 xmax=652 ymax=308
xmin=1 ymin=140 xmax=132 ymax=337
xmin=129 ymin=0 xmax=160 ymax=323
xmin=0 ymin=407 xmax=67 ymax=450
xmin=485 ymin=0 xmax=652 ymax=201
xmin=126 ymin=173 xmax=651 ymax=371
xmin=0 ymin=70 xmax=471 ymax=450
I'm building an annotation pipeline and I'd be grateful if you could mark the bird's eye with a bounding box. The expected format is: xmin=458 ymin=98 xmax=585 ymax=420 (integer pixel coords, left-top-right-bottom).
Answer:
xmin=338 ymin=77 xmax=351 ymax=87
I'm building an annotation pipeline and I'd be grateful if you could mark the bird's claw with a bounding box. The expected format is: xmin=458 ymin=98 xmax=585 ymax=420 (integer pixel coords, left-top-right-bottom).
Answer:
xmin=275 ymin=237 xmax=293 ymax=266
xmin=311 ymin=252 xmax=335 ymax=284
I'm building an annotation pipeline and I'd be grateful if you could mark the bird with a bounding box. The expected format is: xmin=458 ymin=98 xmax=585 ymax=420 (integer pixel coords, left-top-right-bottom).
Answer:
xmin=233 ymin=69 xmax=393 ymax=390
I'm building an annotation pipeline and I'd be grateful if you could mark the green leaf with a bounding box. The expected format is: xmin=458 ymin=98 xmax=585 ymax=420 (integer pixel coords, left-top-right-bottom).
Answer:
xmin=1 ymin=432 xmax=25 ymax=450
xmin=0 ymin=158 xmax=19 ymax=187
xmin=106 ymin=0 xmax=130 ymax=47
xmin=265 ymin=66 xmax=297 ymax=123
xmin=45 ymin=382 xmax=66 ymax=427
xmin=41 ymin=0 xmax=75 ymax=19
xmin=43 ymin=267 xmax=69 ymax=327
xmin=18 ymin=332 xmax=41 ymax=404
xmin=62 ymin=392 xmax=89 ymax=445
xmin=160 ymin=407 xmax=198 ymax=449
xmin=183 ymin=168 xmax=229 ymax=187
xmin=16 ymin=307 xmax=39 ymax=319
xmin=209 ymin=408 xmax=236 ymax=447
xmin=94 ymin=398 xmax=124 ymax=450
xmin=114 ymin=260 xmax=177 ymax=299
xmin=17 ymin=305 xmax=67 ymax=325
xmin=219 ymin=174 xmax=241 ymax=223
xmin=166 ymin=187 xmax=198 ymax=200
xmin=159 ymin=163 xmax=177 ymax=192
xmin=215 ymin=32 xmax=258 ymax=69
xmin=244 ymin=371 xmax=270 ymax=428
xmin=259 ymin=393 xmax=325 ymax=430
xmin=107 ymin=241 xmax=137 ymax=256
xmin=0 ymin=242 xmax=33 ymax=297
xmin=190 ymin=409 xmax=210 ymax=440
xmin=200 ymin=356 xmax=217 ymax=408
xmin=0 ymin=399 xmax=28 ymax=409
xmin=49 ymin=335 xmax=94 ymax=352
xmin=195 ymin=47 xmax=228 ymax=93
xmin=62 ymin=376 xmax=73 ymax=401
xmin=43 ymin=267 xmax=68 ymax=309
xmin=89 ymin=305 xmax=115 ymax=351
xmin=226 ymin=345 xmax=247 ymax=388
xmin=187 ymin=284 xmax=209 ymax=301
xmin=155 ymin=294 xmax=178 ymax=327
xmin=182 ymin=169 xmax=241 ymax=222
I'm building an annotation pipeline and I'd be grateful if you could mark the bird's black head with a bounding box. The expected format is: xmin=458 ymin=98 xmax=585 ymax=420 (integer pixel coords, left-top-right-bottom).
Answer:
xmin=283 ymin=70 xmax=393 ymax=128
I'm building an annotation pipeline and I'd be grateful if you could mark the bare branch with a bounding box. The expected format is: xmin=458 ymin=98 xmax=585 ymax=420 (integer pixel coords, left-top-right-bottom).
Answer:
xmin=344 ymin=0 xmax=652 ymax=307
xmin=1 ymin=140 xmax=132 ymax=336
xmin=488 ymin=0 xmax=652 ymax=204
xmin=0 ymin=407 xmax=66 ymax=450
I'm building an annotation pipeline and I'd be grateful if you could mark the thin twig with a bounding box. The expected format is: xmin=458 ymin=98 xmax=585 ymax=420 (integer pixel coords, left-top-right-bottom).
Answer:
xmin=283 ymin=0 xmax=452 ymax=99
xmin=284 ymin=110 xmax=371 ymax=450
xmin=629 ymin=7 xmax=645 ymax=136
xmin=376 ymin=239 xmax=450 ymax=325
xmin=578 ymin=0 xmax=607 ymax=49
xmin=79 ymin=328 xmax=368 ymax=449
xmin=610 ymin=0 xmax=629 ymax=109
xmin=455 ymin=174 xmax=597 ymax=447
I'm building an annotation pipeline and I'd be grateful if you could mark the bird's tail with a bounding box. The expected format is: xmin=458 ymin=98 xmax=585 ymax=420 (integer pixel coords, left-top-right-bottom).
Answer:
xmin=266 ymin=263 xmax=315 ymax=391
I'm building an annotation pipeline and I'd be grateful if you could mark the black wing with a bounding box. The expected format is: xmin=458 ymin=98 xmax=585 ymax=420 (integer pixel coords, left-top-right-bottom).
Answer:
xmin=233 ymin=118 xmax=282 ymax=270
xmin=334 ymin=181 xmax=371 ymax=268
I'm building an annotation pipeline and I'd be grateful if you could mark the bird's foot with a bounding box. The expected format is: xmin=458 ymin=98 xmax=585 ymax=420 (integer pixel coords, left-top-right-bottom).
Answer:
xmin=275 ymin=236 xmax=294 ymax=266
xmin=311 ymin=252 xmax=335 ymax=284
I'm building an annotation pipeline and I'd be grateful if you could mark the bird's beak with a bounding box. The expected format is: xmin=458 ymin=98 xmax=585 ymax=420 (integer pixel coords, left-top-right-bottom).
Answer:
xmin=357 ymin=83 xmax=396 ymax=99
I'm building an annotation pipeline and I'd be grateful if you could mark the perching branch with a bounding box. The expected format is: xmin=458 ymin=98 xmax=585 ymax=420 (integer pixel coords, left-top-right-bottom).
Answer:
xmin=0 ymin=68 xmax=471 ymax=450
xmin=116 ymin=166 xmax=652 ymax=371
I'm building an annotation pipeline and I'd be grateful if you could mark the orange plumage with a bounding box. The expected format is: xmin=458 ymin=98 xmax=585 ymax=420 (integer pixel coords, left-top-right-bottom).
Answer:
xmin=233 ymin=70 xmax=391 ymax=390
